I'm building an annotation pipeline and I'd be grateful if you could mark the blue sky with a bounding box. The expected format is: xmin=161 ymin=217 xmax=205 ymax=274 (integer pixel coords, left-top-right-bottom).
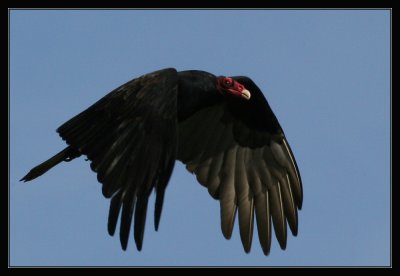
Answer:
xmin=10 ymin=10 xmax=390 ymax=266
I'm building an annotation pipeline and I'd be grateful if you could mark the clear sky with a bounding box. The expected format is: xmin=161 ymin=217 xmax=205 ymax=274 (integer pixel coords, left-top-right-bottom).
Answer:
xmin=10 ymin=10 xmax=390 ymax=266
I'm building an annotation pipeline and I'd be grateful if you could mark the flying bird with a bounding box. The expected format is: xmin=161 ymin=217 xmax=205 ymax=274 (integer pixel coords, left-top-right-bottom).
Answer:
xmin=21 ymin=68 xmax=302 ymax=255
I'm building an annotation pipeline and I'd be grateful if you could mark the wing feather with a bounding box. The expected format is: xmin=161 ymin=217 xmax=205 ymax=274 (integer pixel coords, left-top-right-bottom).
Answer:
xmin=177 ymin=76 xmax=302 ymax=254
xmin=56 ymin=68 xmax=178 ymax=250
xmin=235 ymin=147 xmax=254 ymax=253
xmin=120 ymin=189 xmax=136 ymax=250
xmin=269 ymin=181 xmax=287 ymax=250
xmin=282 ymin=138 xmax=303 ymax=209
xmin=218 ymin=145 xmax=238 ymax=239
xmin=108 ymin=190 xmax=123 ymax=236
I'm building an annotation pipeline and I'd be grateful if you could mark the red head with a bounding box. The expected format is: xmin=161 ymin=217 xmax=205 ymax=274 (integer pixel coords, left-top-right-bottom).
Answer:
xmin=216 ymin=76 xmax=251 ymax=100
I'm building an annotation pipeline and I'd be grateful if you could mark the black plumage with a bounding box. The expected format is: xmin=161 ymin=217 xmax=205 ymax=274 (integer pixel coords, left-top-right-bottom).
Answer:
xmin=21 ymin=68 xmax=302 ymax=255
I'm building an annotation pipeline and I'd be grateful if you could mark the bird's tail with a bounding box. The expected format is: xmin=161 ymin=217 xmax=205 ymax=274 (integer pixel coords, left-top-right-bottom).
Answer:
xmin=20 ymin=146 xmax=81 ymax=182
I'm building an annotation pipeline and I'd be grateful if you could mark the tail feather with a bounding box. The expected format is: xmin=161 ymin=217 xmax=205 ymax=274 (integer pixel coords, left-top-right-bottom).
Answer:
xmin=20 ymin=146 xmax=81 ymax=182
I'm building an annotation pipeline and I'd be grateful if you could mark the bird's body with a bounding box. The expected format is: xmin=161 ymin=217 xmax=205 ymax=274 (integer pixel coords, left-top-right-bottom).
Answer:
xmin=22 ymin=68 xmax=302 ymax=255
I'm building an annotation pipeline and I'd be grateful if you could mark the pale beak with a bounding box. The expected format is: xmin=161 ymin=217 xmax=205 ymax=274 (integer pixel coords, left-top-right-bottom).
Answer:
xmin=241 ymin=89 xmax=251 ymax=100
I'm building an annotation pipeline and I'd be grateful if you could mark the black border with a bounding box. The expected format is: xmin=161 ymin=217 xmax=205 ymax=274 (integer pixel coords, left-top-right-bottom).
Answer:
xmin=7 ymin=7 xmax=393 ymax=269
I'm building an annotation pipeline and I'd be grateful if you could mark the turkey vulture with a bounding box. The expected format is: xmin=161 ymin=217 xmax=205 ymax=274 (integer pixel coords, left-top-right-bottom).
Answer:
xmin=21 ymin=68 xmax=302 ymax=255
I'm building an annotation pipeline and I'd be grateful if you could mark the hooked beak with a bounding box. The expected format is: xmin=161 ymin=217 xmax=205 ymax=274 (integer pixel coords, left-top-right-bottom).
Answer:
xmin=241 ymin=89 xmax=251 ymax=100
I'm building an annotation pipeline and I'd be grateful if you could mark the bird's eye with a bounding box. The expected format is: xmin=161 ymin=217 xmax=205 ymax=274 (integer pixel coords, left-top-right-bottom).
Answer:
xmin=224 ymin=78 xmax=233 ymax=87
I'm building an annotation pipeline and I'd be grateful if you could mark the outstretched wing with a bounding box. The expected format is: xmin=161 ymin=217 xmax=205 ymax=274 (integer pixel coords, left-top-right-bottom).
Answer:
xmin=177 ymin=77 xmax=302 ymax=255
xmin=57 ymin=68 xmax=178 ymax=251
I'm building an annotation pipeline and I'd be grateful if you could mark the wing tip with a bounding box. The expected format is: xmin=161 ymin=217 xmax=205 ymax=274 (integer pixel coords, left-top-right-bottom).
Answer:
xmin=120 ymin=239 xmax=128 ymax=251
xmin=222 ymin=228 xmax=233 ymax=240
xmin=154 ymin=221 xmax=160 ymax=232
xmin=135 ymin=240 xmax=143 ymax=251
xmin=243 ymin=242 xmax=252 ymax=253
xmin=261 ymin=247 xmax=271 ymax=256
xmin=279 ymin=242 xmax=287 ymax=250
xmin=289 ymin=222 xmax=298 ymax=236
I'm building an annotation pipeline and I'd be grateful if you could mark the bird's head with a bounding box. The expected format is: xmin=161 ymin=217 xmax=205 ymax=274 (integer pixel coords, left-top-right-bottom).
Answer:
xmin=216 ymin=76 xmax=251 ymax=100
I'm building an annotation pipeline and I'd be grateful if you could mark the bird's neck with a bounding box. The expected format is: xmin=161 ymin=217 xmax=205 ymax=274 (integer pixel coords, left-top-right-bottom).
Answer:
xmin=177 ymin=71 xmax=223 ymax=122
